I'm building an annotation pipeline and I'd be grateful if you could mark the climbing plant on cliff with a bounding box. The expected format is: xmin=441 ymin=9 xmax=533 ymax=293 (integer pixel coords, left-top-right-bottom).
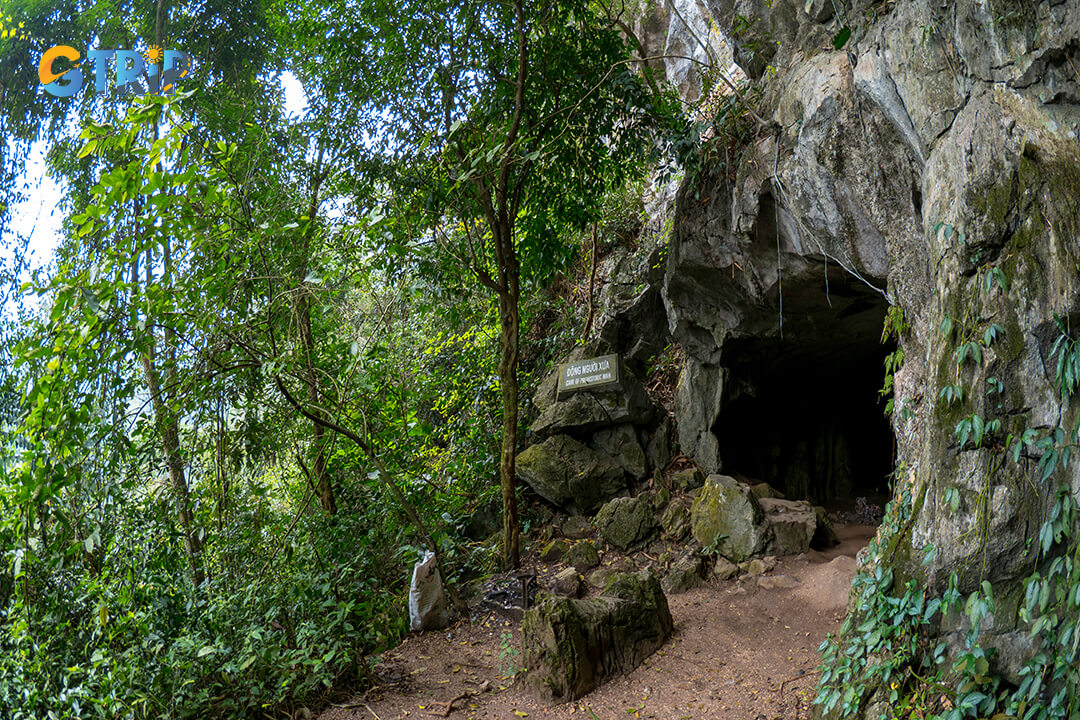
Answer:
xmin=281 ymin=0 xmax=684 ymax=568
xmin=816 ymin=302 xmax=1080 ymax=719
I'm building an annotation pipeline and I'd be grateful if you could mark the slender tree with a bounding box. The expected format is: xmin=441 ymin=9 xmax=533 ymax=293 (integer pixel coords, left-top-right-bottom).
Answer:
xmin=281 ymin=0 xmax=679 ymax=568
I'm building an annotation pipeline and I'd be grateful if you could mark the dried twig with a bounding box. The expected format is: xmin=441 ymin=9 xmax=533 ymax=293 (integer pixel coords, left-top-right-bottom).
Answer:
xmin=428 ymin=691 xmax=469 ymax=717
xmin=779 ymin=668 xmax=821 ymax=697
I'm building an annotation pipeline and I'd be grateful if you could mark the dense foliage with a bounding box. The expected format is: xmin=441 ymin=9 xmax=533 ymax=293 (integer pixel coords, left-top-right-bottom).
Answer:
xmin=0 ymin=1 xmax=685 ymax=717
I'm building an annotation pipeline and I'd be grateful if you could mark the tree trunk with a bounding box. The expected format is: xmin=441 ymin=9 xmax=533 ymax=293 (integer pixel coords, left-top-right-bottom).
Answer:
xmin=297 ymin=153 xmax=335 ymax=514
xmin=141 ymin=352 xmax=204 ymax=586
xmin=298 ymin=291 xmax=336 ymax=514
xmin=498 ymin=285 xmax=521 ymax=570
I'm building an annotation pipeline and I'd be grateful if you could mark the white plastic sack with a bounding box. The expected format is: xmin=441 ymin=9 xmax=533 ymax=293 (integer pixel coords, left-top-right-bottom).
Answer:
xmin=408 ymin=551 xmax=450 ymax=632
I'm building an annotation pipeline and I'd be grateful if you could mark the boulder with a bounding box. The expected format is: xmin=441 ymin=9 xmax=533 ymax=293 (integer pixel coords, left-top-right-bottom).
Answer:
xmin=690 ymin=475 xmax=770 ymax=561
xmin=673 ymin=467 xmax=706 ymax=492
xmin=758 ymin=574 xmax=801 ymax=590
xmin=660 ymin=496 xmax=693 ymax=541
xmin=539 ymin=539 xmax=568 ymax=563
xmin=662 ymin=553 xmax=706 ymax=594
xmin=522 ymin=570 xmax=673 ymax=700
xmin=516 ymin=435 xmax=627 ymax=514
xmin=590 ymin=424 xmax=648 ymax=480
xmin=742 ymin=558 xmax=768 ymax=576
xmin=567 ymin=541 xmax=600 ymax=571
xmin=594 ymin=495 xmax=657 ymax=550
xmin=713 ymin=556 xmax=739 ymax=580
xmin=549 ymin=567 xmax=582 ymax=597
xmin=530 ymin=361 xmax=654 ymax=441
xmin=811 ymin=505 xmax=839 ymax=549
xmin=749 ymin=483 xmax=786 ymax=500
xmin=586 ymin=567 xmax=616 ymax=588
xmin=760 ymin=498 xmax=818 ymax=556
xmin=562 ymin=515 xmax=595 ymax=539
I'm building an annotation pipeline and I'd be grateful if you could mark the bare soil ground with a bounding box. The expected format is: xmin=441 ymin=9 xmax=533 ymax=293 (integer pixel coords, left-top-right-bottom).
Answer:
xmin=319 ymin=524 xmax=874 ymax=720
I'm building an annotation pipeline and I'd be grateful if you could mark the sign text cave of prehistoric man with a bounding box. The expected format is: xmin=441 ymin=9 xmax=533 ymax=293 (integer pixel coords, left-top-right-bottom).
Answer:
xmin=556 ymin=354 xmax=621 ymax=399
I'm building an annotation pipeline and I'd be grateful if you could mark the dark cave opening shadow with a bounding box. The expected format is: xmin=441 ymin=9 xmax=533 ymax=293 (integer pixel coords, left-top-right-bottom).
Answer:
xmin=712 ymin=330 xmax=897 ymax=509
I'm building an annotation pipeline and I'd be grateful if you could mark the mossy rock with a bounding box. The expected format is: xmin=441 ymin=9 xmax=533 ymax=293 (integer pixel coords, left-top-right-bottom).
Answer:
xmin=662 ymin=553 xmax=705 ymax=594
xmin=690 ymin=475 xmax=769 ymax=561
xmin=539 ymin=539 xmax=569 ymax=563
xmin=660 ymin=497 xmax=692 ymax=541
xmin=567 ymin=541 xmax=600 ymax=571
xmin=522 ymin=569 xmax=673 ymax=701
xmin=594 ymin=495 xmax=657 ymax=550
xmin=673 ymin=467 xmax=705 ymax=492
xmin=516 ymin=435 xmax=628 ymax=515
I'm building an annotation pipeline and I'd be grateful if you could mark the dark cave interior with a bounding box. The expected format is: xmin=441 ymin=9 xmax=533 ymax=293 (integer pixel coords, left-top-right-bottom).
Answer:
xmin=712 ymin=274 xmax=896 ymax=505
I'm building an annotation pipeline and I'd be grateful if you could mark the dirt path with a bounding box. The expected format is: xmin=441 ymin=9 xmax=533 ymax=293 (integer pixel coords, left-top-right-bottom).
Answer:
xmin=320 ymin=525 xmax=873 ymax=720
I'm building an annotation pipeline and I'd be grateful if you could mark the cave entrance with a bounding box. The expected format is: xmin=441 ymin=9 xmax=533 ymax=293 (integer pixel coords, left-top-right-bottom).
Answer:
xmin=712 ymin=275 xmax=895 ymax=506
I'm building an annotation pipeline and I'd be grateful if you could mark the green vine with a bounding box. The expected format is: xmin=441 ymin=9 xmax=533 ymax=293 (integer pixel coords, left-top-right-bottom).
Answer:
xmin=816 ymin=266 xmax=1080 ymax=718
xmin=880 ymin=306 xmax=909 ymax=417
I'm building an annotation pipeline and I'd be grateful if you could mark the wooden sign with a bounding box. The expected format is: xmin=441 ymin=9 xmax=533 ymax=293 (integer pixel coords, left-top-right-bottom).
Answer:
xmin=557 ymin=354 xmax=620 ymax=399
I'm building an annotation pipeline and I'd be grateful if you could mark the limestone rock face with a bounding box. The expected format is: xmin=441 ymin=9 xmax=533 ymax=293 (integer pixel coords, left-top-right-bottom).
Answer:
xmin=652 ymin=0 xmax=1080 ymax=696
xmin=760 ymin=498 xmax=817 ymax=556
xmin=516 ymin=435 xmax=627 ymax=515
xmin=530 ymin=362 xmax=654 ymax=441
xmin=594 ymin=495 xmax=658 ymax=550
xmin=691 ymin=475 xmax=770 ymax=561
xmin=522 ymin=570 xmax=673 ymax=701
xmin=590 ymin=424 xmax=648 ymax=480
xmin=661 ymin=0 xmax=736 ymax=103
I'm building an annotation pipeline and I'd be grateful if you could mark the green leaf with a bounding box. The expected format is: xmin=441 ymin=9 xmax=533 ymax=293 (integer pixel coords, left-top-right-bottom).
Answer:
xmin=940 ymin=316 xmax=953 ymax=337
xmin=969 ymin=341 xmax=982 ymax=366
xmin=197 ymin=645 xmax=216 ymax=658
xmin=832 ymin=26 xmax=852 ymax=49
